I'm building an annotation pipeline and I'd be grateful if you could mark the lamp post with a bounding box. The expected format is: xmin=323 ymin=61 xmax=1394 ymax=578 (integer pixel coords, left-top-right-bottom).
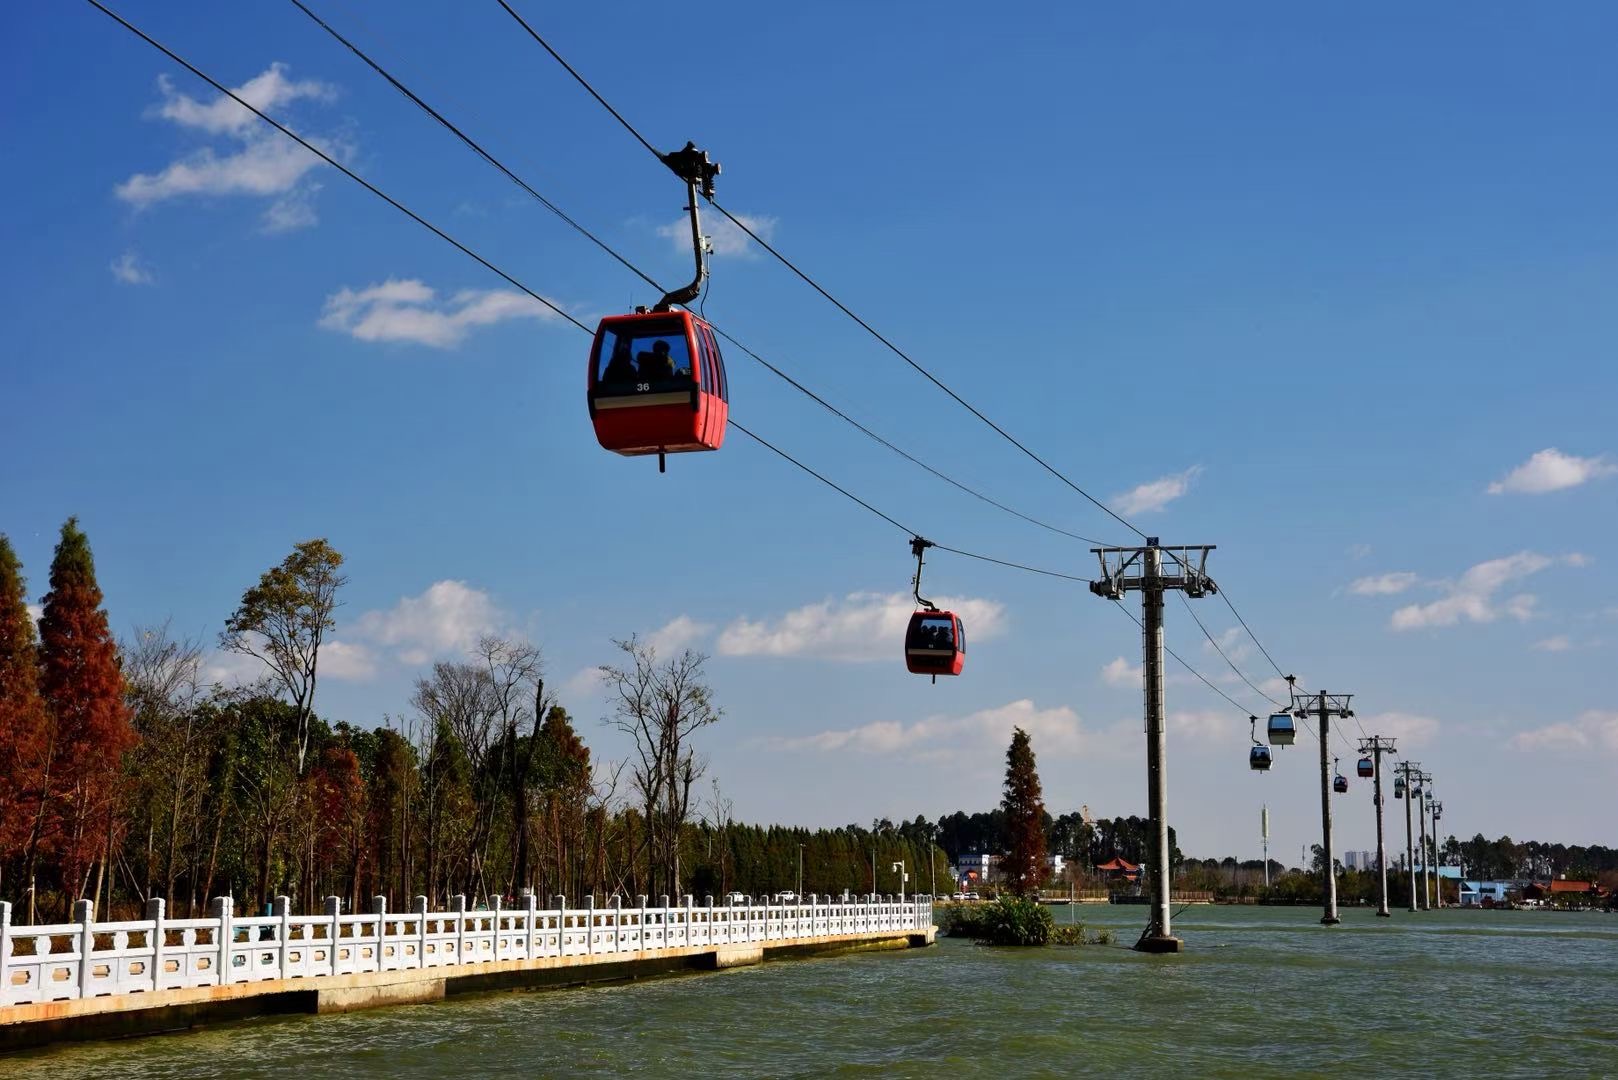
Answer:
xmin=796 ymin=843 xmax=804 ymax=901
xmin=891 ymin=861 xmax=908 ymax=904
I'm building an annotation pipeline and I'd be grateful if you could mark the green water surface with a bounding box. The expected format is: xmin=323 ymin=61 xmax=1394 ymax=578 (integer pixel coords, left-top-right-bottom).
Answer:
xmin=12 ymin=905 xmax=1616 ymax=1078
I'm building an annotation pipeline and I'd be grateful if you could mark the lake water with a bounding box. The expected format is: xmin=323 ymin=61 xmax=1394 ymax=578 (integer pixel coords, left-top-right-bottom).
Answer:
xmin=11 ymin=905 xmax=1616 ymax=1078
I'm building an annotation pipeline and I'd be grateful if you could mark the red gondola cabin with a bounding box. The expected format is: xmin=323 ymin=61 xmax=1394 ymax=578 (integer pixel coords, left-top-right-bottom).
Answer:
xmin=905 ymin=610 xmax=965 ymax=676
xmin=588 ymin=310 xmax=728 ymax=458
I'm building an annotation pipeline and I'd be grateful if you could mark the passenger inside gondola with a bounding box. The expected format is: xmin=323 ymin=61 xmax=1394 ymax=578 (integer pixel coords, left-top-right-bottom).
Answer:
xmin=602 ymin=339 xmax=637 ymax=385
xmin=596 ymin=327 xmax=694 ymax=390
xmin=910 ymin=616 xmax=955 ymax=650
xmin=638 ymin=339 xmax=676 ymax=380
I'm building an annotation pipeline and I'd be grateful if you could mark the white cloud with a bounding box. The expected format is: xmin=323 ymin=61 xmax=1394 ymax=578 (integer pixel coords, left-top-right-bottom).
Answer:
xmin=716 ymin=591 xmax=1005 ymax=662
xmin=201 ymin=649 xmax=270 ymax=688
xmin=319 ymin=278 xmax=563 ymax=348
xmin=1488 ymin=448 xmax=1617 ymax=496
xmin=1347 ymin=543 xmax=1373 ymax=560
xmin=110 ymin=251 xmax=155 ymax=285
xmin=319 ymin=639 xmax=376 ymax=681
xmin=1360 ymin=711 xmax=1440 ymax=750
xmin=1199 ymin=626 xmax=1250 ymax=664
xmin=1349 ymin=571 xmax=1419 ymax=596
xmin=151 ymin=65 xmax=334 ymax=137
xmin=561 ymin=665 xmax=609 ymax=702
xmin=1111 ymin=466 xmax=1203 ymax=516
xmin=1101 ymin=656 xmax=1140 ymax=688
xmin=657 ymin=212 xmax=777 ymax=258
xmin=262 ymin=183 xmax=322 ymax=233
xmin=203 ymin=637 xmax=373 ymax=685
xmin=1390 ymin=552 xmax=1580 ymax=631
xmin=1164 ymin=709 xmax=1237 ymax=742
xmin=116 ymin=63 xmax=341 ymax=229
xmin=1532 ymin=635 xmax=1572 ymax=653
xmin=776 ymin=698 xmax=1086 ymax=757
xmin=24 ymin=603 xmax=42 ymax=628
xmin=117 ymin=136 xmax=332 ymax=211
xmin=646 ymin=615 xmax=712 ymax=656
xmin=1510 ymin=710 xmax=1618 ymax=754
xmin=354 ymin=580 xmax=502 ymax=665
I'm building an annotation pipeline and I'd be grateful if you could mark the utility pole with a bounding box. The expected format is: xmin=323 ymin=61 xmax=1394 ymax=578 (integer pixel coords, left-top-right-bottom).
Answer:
xmin=1416 ymin=771 xmax=1433 ymax=911
xmin=1294 ymin=688 xmax=1354 ymax=926
xmin=797 ymin=843 xmax=804 ymax=901
xmin=1396 ymin=762 xmax=1420 ymax=912
xmin=1089 ymin=539 xmax=1215 ymax=954
xmin=1359 ymin=736 xmax=1398 ymax=918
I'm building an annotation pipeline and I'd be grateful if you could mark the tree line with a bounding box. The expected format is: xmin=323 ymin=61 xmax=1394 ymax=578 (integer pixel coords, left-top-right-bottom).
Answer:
xmin=0 ymin=523 xmax=952 ymax=924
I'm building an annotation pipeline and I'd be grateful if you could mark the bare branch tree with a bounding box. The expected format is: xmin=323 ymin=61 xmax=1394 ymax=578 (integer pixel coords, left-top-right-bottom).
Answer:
xmin=599 ymin=637 xmax=720 ymax=898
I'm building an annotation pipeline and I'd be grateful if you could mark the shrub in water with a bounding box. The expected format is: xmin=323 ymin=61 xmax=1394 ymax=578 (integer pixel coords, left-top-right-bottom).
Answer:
xmin=973 ymin=895 xmax=1054 ymax=946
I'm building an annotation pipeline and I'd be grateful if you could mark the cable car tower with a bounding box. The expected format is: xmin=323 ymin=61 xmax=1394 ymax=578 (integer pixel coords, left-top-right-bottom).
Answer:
xmin=1089 ymin=538 xmax=1215 ymax=954
xmin=1289 ymin=683 xmax=1354 ymax=926
xmin=1394 ymin=760 xmax=1421 ymax=912
xmin=1357 ymin=734 xmax=1398 ymax=917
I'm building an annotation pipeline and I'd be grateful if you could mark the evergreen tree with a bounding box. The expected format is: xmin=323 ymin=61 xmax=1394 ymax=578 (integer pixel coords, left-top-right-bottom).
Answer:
xmin=35 ymin=518 xmax=136 ymax=913
xmin=1000 ymin=727 xmax=1048 ymax=896
xmin=0 ymin=536 xmax=48 ymax=889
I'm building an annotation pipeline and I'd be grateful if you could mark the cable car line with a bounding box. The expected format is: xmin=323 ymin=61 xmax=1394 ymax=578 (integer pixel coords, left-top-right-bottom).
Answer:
xmin=1107 ymin=600 xmax=1264 ymax=720
xmin=289 ymin=0 xmax=1117 ymax=547
xmin=1176 ymin=592 xmax=1286 ymax=709
xmin=88 ymin=0 xmax=1095 ymax=603
xmin=1211 ymin=585 xmax=1288 ymax=681
xmin=493 ymin=0 xmax=1352 ymax=725
xmin=93 ymin=0 xmax=1331 ymax=736
xmin=288 ymin=0 xmax=663 ymax=295
xmin=81 ymin=0 xmax=591 ymax=337
xmin=494 ymin=0 xmax=1149 ymax=543
xmin=728 ymin=421 xmax=1089 ymax=583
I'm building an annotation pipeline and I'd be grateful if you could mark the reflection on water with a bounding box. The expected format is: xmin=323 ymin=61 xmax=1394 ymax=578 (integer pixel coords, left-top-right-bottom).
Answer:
xmin=11 ymin=907 xmax=1617 ymax=1079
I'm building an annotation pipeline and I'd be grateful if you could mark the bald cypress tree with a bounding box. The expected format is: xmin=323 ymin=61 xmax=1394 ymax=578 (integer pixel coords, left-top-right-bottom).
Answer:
xmin=36 ymin=518 xmax=136 ymax=913
xmin=1001 ymin=727 xmax=1048 ymax=897
xmin=0 ymin=535 xmax=48 ymax=898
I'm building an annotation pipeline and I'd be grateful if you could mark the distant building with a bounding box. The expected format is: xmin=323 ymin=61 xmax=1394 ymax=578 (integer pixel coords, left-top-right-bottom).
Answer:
xmin=1458 ymin=880 xmax=1513 ymax=907
xmin=1343 ymin=850 xmax=1375 ymax=871
xmin=953 ymin=853 xmax=997 ymax=888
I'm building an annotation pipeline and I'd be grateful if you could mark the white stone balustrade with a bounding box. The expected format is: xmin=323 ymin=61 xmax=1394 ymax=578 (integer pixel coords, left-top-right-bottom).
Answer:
xmin=0 ymin=893 xmax=933 ymax=1007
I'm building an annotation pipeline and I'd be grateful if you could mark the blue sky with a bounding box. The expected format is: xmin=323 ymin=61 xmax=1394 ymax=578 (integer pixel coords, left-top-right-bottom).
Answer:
xmin=3 ymin=1 xmax=1615 ymax=863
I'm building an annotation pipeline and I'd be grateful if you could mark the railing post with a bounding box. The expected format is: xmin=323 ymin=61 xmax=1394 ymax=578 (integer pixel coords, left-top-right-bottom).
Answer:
xmin=555 ymin=895 xmax=567 ymax=957
xmin=525 ymin=890 xmax=538 ymax=959
xmin=657 ymin=895 xmax=668 ymax=950
xmin=705 ymin=895 xmax=714 ymax=946
xmin=0 ymin=900 xmax=12 ymax=1002
xmin=415 ymin=895 xmax=429 ymax=969
xmin=490 ymin=894 xmax=502 ymax=962
xmin=324 ymin=896 xmax=341 ymax=976
xmin=636 ymin=895 xmax=648 ymax=952
xmin=75 ymin=898 xmax=95 ymax=998
xmin=372 ymin=895 xmax=388 ymax=971
xmin=452 ymin=894 xmax=467 ymax=966
xmin=273 ymin=895 xmax=291 ymax=978
xmin=683 ymin=894 xmax=693 ymax=947
xmin=144 ymin=898 xmax=165 ymax=992
xmin=209 ymin=896 xmax=233 ymax=986
xmin=610 ymin=895 xmax=622 ymax=953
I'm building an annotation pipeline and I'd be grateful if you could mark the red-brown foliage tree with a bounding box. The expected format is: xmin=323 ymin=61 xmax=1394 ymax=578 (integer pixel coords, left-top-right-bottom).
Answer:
xmin=0 ymin=535 xmax=49 ymax=899
xmin=35 ymin=518 xmax=136 ymax=915
xmin=1001 ymin=727 xmax=1049 ymax=896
